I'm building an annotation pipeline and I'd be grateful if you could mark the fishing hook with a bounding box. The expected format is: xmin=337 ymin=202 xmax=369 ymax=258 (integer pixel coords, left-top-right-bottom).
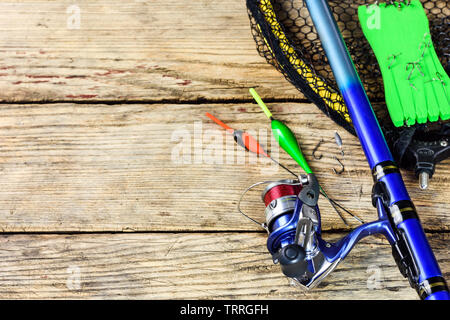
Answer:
xmin=419 ymin=33 xmax=432 ymax=58
xmin=426 ymin=72 xmax=446 ymax=86
xmin=426 ymin=72 xmax=448 ymax=99
xmin=332 ymin=156 xmax=345 ymax=175
xmin=406 ymin=61 xmax=424 ymax=80
xmin=312 ymin=139 xmax=324 ymax=160
xmin=387 ymin=53 xmax=401 ymax=70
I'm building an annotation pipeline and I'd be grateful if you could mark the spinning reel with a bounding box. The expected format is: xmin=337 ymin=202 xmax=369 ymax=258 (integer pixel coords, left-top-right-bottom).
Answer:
xmin=262 ymin=176 xmax=333 ymax=288
xmin=262 ymin=174 xmax=407 ymax=290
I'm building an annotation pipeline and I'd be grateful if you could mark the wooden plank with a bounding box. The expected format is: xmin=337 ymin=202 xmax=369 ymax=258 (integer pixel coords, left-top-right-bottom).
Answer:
xmin=0 ymin=102 xmax=448 ymax=232
xmin=0 ymin=0 xmax=301 ymax=102
xmin=0 ymin=232 xmax=447 ymax=299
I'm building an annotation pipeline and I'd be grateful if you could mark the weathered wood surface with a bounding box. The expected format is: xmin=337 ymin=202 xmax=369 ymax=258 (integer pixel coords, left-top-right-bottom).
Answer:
xmin=0 ymin=0 xmax=302 ymax=103
xmin=0 ymin=232 xmax=447 ymax=299
xmin=0 ymin=0 xmax=447 ymax=301
xmin=0 ymin=102 xmax=448 ymax=232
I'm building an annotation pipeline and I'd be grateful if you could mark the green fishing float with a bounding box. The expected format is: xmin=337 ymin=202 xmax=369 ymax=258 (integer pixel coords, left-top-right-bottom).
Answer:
xmin=249 ymin=88 xmax=313 ymax=174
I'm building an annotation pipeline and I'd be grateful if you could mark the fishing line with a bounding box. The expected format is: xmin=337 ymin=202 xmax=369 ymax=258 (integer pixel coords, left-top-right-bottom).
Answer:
xmin=237 ymin=180 xmax=302 ymax=231
xmin=276 ymin=158 xmax=364 ymax=224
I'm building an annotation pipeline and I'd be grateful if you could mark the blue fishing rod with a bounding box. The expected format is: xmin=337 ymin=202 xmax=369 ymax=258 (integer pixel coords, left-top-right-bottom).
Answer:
xmin=245 ymin=0 xmax=449 ymax=300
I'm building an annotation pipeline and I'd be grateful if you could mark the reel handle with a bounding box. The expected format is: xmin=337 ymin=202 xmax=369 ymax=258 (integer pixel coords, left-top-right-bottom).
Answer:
xmin=275 ymin=244 xmax=308 ymax=278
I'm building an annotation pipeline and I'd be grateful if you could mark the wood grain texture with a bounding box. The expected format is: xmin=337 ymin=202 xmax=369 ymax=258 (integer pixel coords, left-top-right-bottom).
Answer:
xmin=0 ymin=102 xmax=448 ymax=232
xmin=0 ymin=0 xmax=447 ymax=301
xmin=0 ymin=0 xmax=302 ymax=102
xmin=0 ymin=232 xmax=447 ymax=299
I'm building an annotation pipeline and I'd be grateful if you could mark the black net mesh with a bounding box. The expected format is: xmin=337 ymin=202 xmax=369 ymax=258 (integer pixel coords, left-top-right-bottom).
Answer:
xmin=247 ymin=0 xmax=449 ymax=135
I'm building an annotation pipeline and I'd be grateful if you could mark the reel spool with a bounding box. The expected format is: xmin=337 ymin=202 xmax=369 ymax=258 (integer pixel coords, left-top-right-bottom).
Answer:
xmin=262 ymin=180 xmax=301 ymax=229
xmin=262 ymin=179 xmax=301 ymax=253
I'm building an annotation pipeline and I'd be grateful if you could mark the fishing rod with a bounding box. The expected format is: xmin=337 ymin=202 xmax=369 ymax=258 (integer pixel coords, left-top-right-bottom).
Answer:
xmin=245 ymin=0 xmax=449 ymax=300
